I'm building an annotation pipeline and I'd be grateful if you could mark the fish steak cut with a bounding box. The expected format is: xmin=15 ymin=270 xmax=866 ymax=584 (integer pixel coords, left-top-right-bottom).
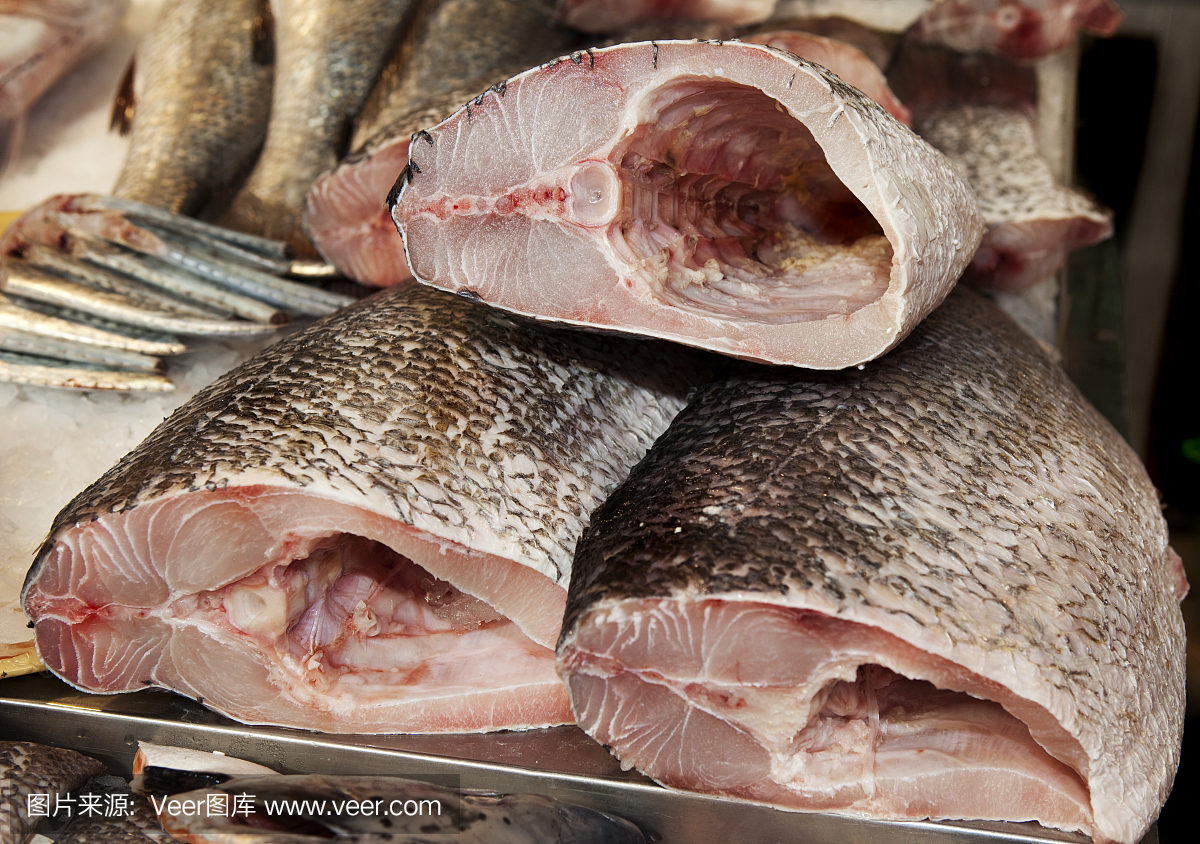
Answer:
xmin=22 ymin=282 xmax=709 ymax=734
xmin=391 ymin=40 xmax=984 ymax=370
xmin=557 ymin=287 xmax=1187 ymax=844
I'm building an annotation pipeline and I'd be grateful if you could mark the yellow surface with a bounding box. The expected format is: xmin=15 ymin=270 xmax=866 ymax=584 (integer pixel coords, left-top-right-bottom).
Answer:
xmin=0 ymin=646 xmax=44 ymax=679
xmin=0 ymin=210 xmax=23 ymax=237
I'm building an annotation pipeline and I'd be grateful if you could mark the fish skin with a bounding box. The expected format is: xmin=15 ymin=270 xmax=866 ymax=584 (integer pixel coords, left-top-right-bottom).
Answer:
xmin=304 ymin=0 xmax=577 ymax=287
xmin=909 ymin=0 xmax=1124 ymax=63
xmin=158 ymin=774 xmax=645 ymax=843
xmin=391 ymin=39 xmax=984 ymax=370
xmin=557 ymin=287 xmax=1185 ymax=844
xmin=217 ymin=0 xmax=416 ymax=257
xmin=0 ymin=741 xmax=106 ymax=841
xmin=110 ymin=0 xmax=275 ymax=216
xmin=22 ymin=282 xmax=711 ymax=734
xmin=54 ymin=775 xmax=163 ymax=844
xmin=918 ymin=104 xmax=1112 ymax=292
xmin=0 ymin=0 xmax=129 ymax=177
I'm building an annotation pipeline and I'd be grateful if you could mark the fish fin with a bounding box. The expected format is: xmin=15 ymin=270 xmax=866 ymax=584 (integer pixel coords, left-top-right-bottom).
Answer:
xmin=251 ymin=0 xmax=275 ymax=66
xmin=110 ymin=58 xmax=136 ymax=136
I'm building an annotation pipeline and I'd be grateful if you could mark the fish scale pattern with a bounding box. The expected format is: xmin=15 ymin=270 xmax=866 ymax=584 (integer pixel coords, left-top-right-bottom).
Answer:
xmin=562 ymin=287 xmax=1184 ymax=844
xmin=33 ymin=283 xmax=706 ymax=588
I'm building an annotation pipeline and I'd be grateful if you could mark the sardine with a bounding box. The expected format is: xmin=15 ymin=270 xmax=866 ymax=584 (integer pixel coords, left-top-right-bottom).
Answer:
xmin=304 ymin=0 xmax=576 ymax=287
xmin=556 ymin=287 xmax=1187 ymax=844
xmin=390 ymin=39 xmax=984 ymax=369
xmin=157 ymin=774 xmax=645 ymax=843
xmin=0 ymin=740 xmax=106 ymax=842
xmin=909 ymin=0 xmax=1124 ymax=63
xmin=557 ymin=0 xmax=776 ymax=32
xmin=110 ymin=0 xmax=274 ymax=216
xmin=0 ymin=0 xmax=129 ymax=177
xmin=21 ymin=282 xmax=710 ymax=733
xmin=217 ymin=0 xmax=416 ymax=256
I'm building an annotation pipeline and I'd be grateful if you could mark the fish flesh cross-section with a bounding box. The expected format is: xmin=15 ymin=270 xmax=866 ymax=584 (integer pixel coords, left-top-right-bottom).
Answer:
xmin=21 ymin=282 xmax=709 ymax=733
xmin=391 ymin=40 xmax=984 ymax=369
xmin=557 ymin=288 xmax=1187 ymax=844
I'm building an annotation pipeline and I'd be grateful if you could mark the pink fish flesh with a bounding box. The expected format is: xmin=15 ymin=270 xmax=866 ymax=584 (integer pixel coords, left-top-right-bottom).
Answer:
xmin=391 ymin=40 xmax=984 ymax=370
xmin=303 ymin=0 xmax=575 ymax=287
xmin=22 ymin=282 xmax=708 ymax=733
xmin=740 ymin=29 xmax=912 ymax=125
xmin=557 ymin=287 xmax=1186 ymax=844
xmin=910 ymin=0 xmax=1124 ymax=63
xmin=557 ymin=0 xmax=777 ymax=33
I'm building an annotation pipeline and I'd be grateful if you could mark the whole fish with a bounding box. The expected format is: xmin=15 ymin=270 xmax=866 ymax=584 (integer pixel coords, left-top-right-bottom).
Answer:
xmin=304 ymin=0 xmax=577 ymax=287
xmin=556 ymin=287 xmax=1187 ymax=844
xmin=909 ymin=0 xmax=1124 ymax=63
xmin=110 ymin=0 xmax=275 ymax=216
xmin=22 ymin=282 xmax=709 ymax=734
xmin=0 ymin=0 xmax=129 ymax=177
xmin=0 ymin=741 xmax=106 ymax=841
xmin=157 ymin=774 xmax=644 ymax=843
xmin=217 ymin=0 xmax=416 ymax=256
xmin=557 ymin=0 xmax=776 ymax=32
xmin=390 ymin=39 xmax=983 ymax=369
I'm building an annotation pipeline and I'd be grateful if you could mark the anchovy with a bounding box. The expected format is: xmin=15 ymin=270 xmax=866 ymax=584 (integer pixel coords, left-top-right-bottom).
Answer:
xmin=557 ymin=287 xmax=1187 ymax=844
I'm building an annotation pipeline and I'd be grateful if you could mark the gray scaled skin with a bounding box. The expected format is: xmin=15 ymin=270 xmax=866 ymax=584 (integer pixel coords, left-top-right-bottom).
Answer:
xmin=158 ymin=774 xmax=645 ymax=843
xmin=111 ymin=0 xmax=275 ymax=216
xmin=0 ymin=741 xmax=106 ymax=841
xmin=303 ymin=0 xmax=578 ymax=287
xmin=21 ymin=283 xmax=711 ymax=734
xmin=557 ymin=287 xmax=1186 ymax=844
xmin=54 ymin=775 xmax=163 ymax=844
xmin=218 ymin=0 xmax=417 ymax=256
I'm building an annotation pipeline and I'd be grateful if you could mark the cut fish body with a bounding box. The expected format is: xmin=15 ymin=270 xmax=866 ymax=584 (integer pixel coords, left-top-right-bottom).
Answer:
xmin=918 ymin=104 xmax=1112 ymax=292
xmin=740 ymin=29 xmax=911 ymax=125
xmin=391 ymin=40 xmax=983 ymax=370
xmin=910 ymin=0 xmax=1124 ymax=63
xmin=558 ymin=0 xmax=777 ymax=32
xmin=557 ymin=288 xmax=1186 ymax=844
xmin=23 ymin=283 xmax=708 ymax=733
xmin=304 ymin=0 xmax=575 ymax=287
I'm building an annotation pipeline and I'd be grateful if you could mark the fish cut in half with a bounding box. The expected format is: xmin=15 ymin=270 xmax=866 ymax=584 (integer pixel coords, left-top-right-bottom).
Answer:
xmin=391 ymin=40 xmax=984 ymax=370
xmin=22 ymin=283 xmax=709 ymax=733
xmin=557 ymin=288 xmax=1187 ymax=844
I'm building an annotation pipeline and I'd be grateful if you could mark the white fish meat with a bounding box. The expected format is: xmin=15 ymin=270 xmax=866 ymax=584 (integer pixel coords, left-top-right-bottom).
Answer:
xmin=21 ymin=282 xmax=709 ymax=733
xmin=557 ymin=287 xmax=1187 ymax=844
xmin=391 ymin=39 xmax=984 ymax=370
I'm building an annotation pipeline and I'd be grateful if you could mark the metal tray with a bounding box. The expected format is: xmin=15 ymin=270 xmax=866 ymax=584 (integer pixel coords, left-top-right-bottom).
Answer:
xmin=1 ymin=673 xmax=1151 ymax=844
